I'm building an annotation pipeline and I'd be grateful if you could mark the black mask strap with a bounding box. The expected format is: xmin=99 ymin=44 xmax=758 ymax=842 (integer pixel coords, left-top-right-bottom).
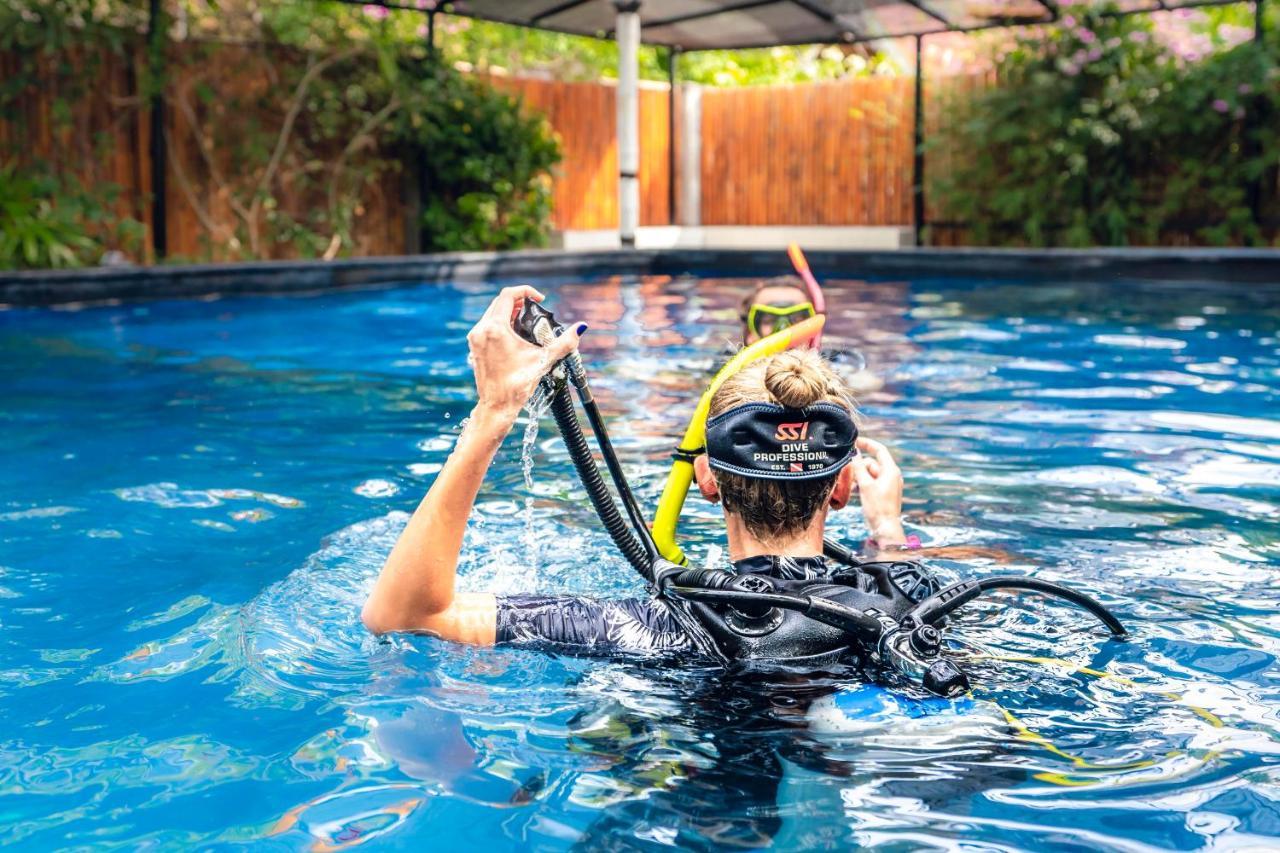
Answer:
xmin=706 ymin=402 xmax=856 ymax=481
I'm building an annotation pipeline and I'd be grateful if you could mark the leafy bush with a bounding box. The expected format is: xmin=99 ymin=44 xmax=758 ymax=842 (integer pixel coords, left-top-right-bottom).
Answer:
xmin=929 ymin=4 xmax=1280 ymax=246
xmin=400 ymin=64 xmax=560 ymax=251
xmin=0 ymin=0 xmax=148 ymax=268
xmin=0 ymin=164 xmax=144 ymax=269
xmin=0 ymin=166 xmax=96 ymax=269
xmin=166 ymin=35 xmax=561 ymax=258
xmin=3 ymin=1 xmax=562 ymax=266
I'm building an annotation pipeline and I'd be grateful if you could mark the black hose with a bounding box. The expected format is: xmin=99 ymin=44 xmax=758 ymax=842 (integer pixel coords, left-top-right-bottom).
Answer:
xmin=910 ymin=575 xmax=1127 ymax=637
xmin=823 ymin=538 xmax=862 ymax=567
xmin=568 ymin=370 xmax=660 ymax=562
xmin=979 ymin=577 xmax=1127 ymax=637
xmin=665 ymin=585 xmax=887 ymax=640
xmin=548 ymin=384 xmax=653 ymax=581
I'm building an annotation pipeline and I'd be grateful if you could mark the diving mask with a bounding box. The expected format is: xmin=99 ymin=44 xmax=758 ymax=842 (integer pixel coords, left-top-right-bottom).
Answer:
xmin=744 ymin=301 xmax=817 ymax=339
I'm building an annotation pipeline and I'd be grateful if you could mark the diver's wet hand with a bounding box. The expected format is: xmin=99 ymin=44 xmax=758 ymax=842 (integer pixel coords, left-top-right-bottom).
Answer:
xmin=852 ymin=437 xmax=907 ymax=548
xmin=466 ymin=287 xmax=582 ymax=422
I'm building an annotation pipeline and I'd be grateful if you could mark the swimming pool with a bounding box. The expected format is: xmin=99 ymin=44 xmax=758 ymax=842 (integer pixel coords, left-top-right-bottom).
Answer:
xmin=1 ymin=273 xmax=1277 ymax=849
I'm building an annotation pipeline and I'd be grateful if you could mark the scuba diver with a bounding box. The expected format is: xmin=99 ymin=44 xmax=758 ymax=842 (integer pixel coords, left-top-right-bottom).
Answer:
xmin=362 ymin=285 xmax=1123 ymax=697
xmin=740 ymin=276 xmax=820 ymax=345
xmin=363 ymin=284 xmax=926 ymax=658
xmin=737 ymin=243 xmax=828 ymax=346
xmin=736 ymin=245 xmax=883 ymax=396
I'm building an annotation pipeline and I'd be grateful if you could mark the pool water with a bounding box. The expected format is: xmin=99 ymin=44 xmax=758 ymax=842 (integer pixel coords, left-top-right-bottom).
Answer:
xmin=1 ymin=274 xmax=1278 ymax=850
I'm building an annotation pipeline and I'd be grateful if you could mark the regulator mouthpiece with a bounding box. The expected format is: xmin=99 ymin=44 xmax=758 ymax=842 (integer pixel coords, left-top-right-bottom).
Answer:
xmin=514 ymin=300 xmax=564 ymax=347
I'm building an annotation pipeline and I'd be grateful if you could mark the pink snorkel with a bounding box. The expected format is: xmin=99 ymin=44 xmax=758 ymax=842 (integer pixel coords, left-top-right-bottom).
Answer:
xmin=786 ymin=242 xmax=825 ymax=349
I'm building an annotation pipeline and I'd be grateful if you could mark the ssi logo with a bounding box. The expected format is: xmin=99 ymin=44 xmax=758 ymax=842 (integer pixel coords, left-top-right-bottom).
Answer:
xmin=774 ymin=422 xmax=810 ymax=442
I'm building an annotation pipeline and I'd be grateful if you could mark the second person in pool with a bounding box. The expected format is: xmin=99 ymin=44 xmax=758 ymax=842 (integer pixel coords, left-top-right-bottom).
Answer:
xmin=362 ymin=286 xmax=931 ymax=659
xmin=740 ymin=277 xmax=817 ymax=344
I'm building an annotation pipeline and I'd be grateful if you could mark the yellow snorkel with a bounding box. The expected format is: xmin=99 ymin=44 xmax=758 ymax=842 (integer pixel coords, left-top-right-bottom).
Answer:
xmin=651 ymin=313 xmax=826 ymax=565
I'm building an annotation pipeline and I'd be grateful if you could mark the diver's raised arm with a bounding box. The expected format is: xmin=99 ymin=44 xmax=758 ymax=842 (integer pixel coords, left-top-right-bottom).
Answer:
xmin=851 ymin=437 xmax=909 ymax=552
xmin=361 ymin=287 xmax=584 ymax=642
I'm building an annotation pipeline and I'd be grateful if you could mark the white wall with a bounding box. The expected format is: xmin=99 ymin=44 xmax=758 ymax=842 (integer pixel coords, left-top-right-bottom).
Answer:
xmin=552 ymin=225 xmax=914 ymax=251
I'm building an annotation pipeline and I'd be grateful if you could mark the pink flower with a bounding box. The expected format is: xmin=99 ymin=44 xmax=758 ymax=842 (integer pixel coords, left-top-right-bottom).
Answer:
xmin=1212 ymin=99 xmax=1229 ymax=113
xmin=1078 ymin=29 xmax=1097 ymax=43
xmin=1063 ymin=62 xmax=1080 ymax=76
xmin=1088 ymin=46 xmax=1103 ymax=61
xmin=1239 ymin=83 xmax=1253 ymax=95
xmin=1063 ymin=15 xmax=1077 ymax=28
xmin=362 ymin=3 xmax=388 ymax=19
xmin=1106 ymin=36 xmax=1122 ymax=49
xmin=1218 ymin=24 xmax=1253 ymax=47
xmin=416 ymin=23 xmax=428 ymax=37
xmin=1129 ymin=31 xmax=1149 ymax=43
xmin=1234 ymin=107 xmax=1246 ymax=119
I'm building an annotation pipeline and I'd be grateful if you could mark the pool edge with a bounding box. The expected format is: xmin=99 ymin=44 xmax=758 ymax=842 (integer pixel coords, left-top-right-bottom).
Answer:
xmin=4 ymin=247 xmax=1280 ymax=306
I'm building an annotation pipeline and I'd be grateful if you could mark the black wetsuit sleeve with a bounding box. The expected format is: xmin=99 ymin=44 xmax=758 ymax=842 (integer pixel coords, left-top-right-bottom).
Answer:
xmin=495 ymin=595 xmax=696 ymax=658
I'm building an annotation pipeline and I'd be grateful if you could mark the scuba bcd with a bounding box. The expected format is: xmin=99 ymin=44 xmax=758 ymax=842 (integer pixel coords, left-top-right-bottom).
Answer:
xmin=513 ymin=297 xmax=1126 ymax=698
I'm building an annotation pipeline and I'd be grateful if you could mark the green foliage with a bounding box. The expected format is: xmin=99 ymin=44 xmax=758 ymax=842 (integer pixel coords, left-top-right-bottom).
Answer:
xmin=678 ymin=45 xmax=900 ymax=85
xmin=165 ymin=12 xmax=562 ymax=259
xmin=399 ymin=65 xmax=560 ymax=251
xmin=0 ymin=0 xmax=148 ymax=268
xmin=929 ymin=4 xmax=1280 ymax=247
xmin=0 ymin=0 xmax=563 ymax=266
xmin=0 ymin=164 xmax=106 ymax=269
xmin=236 ymin=8 xmax=565 ymax=254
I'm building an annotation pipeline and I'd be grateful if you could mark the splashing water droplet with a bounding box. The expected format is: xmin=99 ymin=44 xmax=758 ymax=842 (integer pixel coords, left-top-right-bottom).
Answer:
xmin=520 ymin=384 xmax=554 ymax=567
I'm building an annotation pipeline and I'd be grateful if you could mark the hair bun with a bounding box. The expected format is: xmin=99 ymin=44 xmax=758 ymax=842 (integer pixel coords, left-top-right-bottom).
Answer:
xmin=764 ymin=350 xmax=828 ymax=409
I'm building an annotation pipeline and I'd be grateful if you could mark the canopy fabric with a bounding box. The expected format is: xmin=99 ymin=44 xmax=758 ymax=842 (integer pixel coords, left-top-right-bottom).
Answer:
xmin=444 ymin=0 xmax=1223 ymax=50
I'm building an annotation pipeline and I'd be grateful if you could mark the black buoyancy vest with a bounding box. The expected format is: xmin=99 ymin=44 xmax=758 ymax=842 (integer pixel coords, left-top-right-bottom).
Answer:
xmin=676 ymin=555 xmax=938 ymax=668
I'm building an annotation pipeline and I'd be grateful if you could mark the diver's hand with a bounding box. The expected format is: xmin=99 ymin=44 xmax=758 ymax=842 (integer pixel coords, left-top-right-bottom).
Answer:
xmin=466 ymin=286 xmax=584 ymax=422
xmin=851 ymin=437 xmax=907 ymax=547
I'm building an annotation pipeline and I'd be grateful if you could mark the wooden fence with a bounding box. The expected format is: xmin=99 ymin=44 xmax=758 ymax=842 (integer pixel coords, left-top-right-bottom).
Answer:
xmin=0 ymin=47 xmax=155 ymax=251
xmin=4 ymin=41 xmax=942 ymax=262
xmin=699 ymin=77 xmax=915 ymax=226
xmin=488 ymin=75 xmax=672 ymax=230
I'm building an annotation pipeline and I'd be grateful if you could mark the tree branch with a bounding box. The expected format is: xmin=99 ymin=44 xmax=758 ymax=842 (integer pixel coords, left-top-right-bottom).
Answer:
xmin=324 ymin=96 xmax=402 ymax=258
xmin=256 ymin=47 xmax=362 ymax=200
xmin=165 ymin=124 xmax=232 ymax=250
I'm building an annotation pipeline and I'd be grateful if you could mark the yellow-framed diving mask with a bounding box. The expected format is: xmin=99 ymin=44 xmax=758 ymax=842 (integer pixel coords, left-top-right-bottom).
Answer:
xmin=743 ymin=301 xmax=816 ymax=339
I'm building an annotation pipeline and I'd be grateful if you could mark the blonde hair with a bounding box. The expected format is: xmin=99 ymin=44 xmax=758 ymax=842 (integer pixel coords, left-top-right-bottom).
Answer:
xmin=709 ymin=349 xmax=857 ymax=542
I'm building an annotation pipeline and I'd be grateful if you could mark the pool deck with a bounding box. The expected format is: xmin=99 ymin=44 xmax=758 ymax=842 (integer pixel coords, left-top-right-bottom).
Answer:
xmin=4 ymin=247 xmax=1280 ymax=306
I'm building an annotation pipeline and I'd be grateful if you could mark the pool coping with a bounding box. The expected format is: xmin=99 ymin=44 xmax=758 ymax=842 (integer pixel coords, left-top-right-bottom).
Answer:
xmin=4 ymin=247 xmax=1280 ymax=306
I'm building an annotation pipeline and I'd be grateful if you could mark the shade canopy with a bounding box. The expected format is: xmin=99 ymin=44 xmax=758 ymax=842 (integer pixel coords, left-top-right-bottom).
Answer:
xmin=443 ymin=0 xmax=1236 ymax=50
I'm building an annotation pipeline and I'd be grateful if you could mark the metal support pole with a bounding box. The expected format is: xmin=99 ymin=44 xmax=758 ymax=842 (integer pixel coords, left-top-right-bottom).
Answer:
xmin=667 ymin=46 xmax=680 ymax=227
xmin=912 ymin=34 xmax=925 ymax=247
xmin=427 ymin=9 xmax=437 ymax=56
xmin=615 ymin=1 xmax=641 ymax=248
xmin=147 ymin=0 xmax=167 ymax=261
xmin=1248 ymin=0 xmax=1266 ymax=236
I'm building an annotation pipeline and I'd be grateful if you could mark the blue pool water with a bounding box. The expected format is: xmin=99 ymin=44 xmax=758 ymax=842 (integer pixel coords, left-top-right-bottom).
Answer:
xmin=1 ymin=274 xmax=1278 ymax=850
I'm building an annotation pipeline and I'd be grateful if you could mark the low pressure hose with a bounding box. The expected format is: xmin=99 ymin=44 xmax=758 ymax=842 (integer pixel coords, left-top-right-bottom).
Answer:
xmin=514 ymin=299 xmax=658 ymax=582
xmin=907 ymin=575 xmax=1127 ymax=637
xmin=548 ymin=382 xmax=654 ymax=581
